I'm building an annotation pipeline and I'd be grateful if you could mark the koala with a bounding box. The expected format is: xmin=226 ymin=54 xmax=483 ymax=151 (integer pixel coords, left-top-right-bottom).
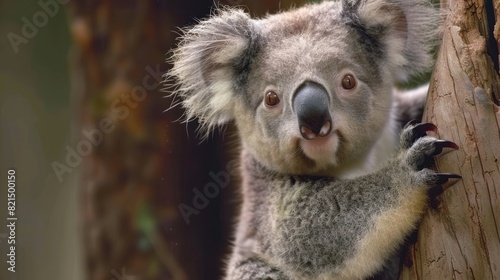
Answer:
xmin=168 ymin=0 xmax=459 ymax=279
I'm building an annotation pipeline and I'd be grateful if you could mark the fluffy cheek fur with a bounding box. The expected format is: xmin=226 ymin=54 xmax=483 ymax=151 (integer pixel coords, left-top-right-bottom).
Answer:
xmin=331 ymin=82 xmax=395 ymax=174
xmin=234 ymin=102 xmax=309 ymax=174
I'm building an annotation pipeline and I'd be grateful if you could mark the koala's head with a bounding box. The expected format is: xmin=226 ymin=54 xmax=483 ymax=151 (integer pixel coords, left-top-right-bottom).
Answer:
xmin=169 ymin=0 xmax=438 ymax=176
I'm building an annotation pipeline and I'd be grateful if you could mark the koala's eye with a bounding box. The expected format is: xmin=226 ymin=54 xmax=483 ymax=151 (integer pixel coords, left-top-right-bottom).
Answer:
xmin=341 ymin=74 xmax=356 ymax=90
xmin=264 ymin=91 xmax=280 ymax=107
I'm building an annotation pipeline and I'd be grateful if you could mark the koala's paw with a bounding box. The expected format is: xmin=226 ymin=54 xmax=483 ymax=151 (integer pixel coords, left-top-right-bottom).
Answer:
xmin=399 ymin=121 xmax=461 ymax=186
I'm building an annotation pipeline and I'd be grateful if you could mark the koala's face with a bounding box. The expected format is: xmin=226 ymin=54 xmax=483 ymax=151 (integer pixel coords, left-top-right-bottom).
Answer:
xmin=170 ymin=0 xmax=437 ymax=176
xmin=233 ymin=3 xmax=394 ymax=176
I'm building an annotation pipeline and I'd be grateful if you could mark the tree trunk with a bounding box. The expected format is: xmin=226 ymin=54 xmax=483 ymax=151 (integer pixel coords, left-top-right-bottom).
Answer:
xmin=399 ymin=0 xmax=500 ymax=279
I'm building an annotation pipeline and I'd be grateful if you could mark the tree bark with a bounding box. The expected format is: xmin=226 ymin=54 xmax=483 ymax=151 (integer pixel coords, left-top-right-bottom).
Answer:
xmin=399 ymin=0 xmax=500 ymax=279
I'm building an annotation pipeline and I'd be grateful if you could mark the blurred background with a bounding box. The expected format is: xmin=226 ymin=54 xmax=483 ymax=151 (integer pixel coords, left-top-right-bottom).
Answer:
xmin=0 ymin=0 xmax=316 ymax=279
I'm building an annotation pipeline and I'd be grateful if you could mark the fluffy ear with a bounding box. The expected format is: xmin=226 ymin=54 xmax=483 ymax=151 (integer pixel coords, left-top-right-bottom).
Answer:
xmin=167 ymin=8 xmax=259 ymax=134
xmin=341 ymin=0 xmax=439 ymax=81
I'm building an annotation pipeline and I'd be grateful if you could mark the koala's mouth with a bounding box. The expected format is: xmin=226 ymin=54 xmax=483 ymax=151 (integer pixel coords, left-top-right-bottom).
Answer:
xmin=299 ymin=132 xmax=339 ymax=167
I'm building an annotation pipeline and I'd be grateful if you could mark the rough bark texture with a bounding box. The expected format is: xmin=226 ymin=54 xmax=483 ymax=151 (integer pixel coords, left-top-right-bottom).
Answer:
xmin=399 ymin=0 xmax=500 ymax=279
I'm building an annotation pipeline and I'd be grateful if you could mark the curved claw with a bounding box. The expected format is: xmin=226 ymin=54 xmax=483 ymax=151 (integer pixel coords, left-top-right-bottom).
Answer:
xmin=404 ymin=119 xmax=420 ymax=129
xmin=432 ymin=140 xmax=460 ymax=155
xmin=412 ymin=122 xmax=437 ymax=141
xmin=411 ymin=122 xmax=437 ymax=144
xmin=435 ymin=173 xmax=462 ymax=185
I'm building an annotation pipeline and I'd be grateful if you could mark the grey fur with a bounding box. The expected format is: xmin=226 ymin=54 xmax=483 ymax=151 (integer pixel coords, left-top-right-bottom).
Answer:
xmin=167 ymin=0 xmax=446 ymax=279
xmin=226 ymin=127 xmax=443 ymax=279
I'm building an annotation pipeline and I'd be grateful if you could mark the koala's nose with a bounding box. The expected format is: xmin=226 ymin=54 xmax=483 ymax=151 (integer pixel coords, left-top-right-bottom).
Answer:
xmin=293 ymin=82 xmax=333 ymax=140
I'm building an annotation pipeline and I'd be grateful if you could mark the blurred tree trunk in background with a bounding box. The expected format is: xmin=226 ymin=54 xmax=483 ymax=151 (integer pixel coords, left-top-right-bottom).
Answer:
xmin=68 ymin=1 xmax=307 ymax=280
xmin=400 ymin=0 xmax=500 ymax=279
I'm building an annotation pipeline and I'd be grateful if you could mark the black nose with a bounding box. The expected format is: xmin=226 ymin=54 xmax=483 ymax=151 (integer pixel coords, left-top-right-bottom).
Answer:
xmin=293 ymin=82 xmax=332 ymax=140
